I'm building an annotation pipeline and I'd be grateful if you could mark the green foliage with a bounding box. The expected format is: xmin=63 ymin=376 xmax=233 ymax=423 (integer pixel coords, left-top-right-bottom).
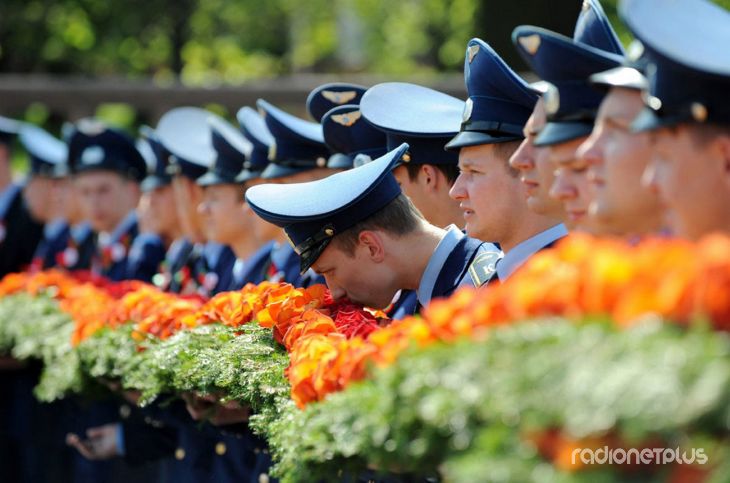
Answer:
xmin=2 ymin=0 xmax=730 ymax=82
xmin=268 ymin=320 xmax=730 ymax=482
xmin=107 ymin=322 xmax=290 ymax=444
xmin=0 ymin=293 xmax=89 ymax=400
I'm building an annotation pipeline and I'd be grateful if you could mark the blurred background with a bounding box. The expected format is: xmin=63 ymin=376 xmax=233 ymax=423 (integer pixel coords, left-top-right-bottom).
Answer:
xmin=1 ymin=0 xmax=728 ymax=168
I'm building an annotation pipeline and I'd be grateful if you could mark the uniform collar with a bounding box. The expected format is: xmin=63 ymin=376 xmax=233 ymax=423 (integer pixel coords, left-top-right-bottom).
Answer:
xmin=43 ymin=218 xmax=68 ymax=239
xmin=417 ymin=225 xmax=464 ymax=307
xmin=497 ymin=224 xmax=568 ymax=281
xmin=100 ymin=210 xmax=137 ymax=246
xmin=71 ymin=222 xmax=92 ymax=242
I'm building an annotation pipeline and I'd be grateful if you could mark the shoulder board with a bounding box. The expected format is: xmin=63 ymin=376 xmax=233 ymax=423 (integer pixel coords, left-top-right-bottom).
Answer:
xmin=468 ymin=244 xmax=503 ymax=287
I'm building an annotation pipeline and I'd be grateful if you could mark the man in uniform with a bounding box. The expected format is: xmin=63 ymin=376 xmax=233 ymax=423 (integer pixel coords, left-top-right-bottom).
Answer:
xmin=154 ymin=107 xmax=236 ymax=296
xmin=197 ymin=116 xmax=261 ymax=287
xmin=575 ymin=43 xmax=665 ymax=237
xmin=360 ymin=83 xmax=466 ymax=228
xmin=246 ymin=144 xmax=500 ymax=312
xmin=512 ymin=0 xmax=625 ymax=233
xmin=621 ymin=0 xmax=730 ymax=239
xmin=0 ymin=117 xmax=45 ymax=277
xmin=446 ymin=38 xmax=567 ymax=282
xmin=19 ymin=123 xmax=85 ymax=271
xmin=66 ymin=119 xmax=162 ymax=282
xmin=508 ymin=83 xmax=568 ymax=225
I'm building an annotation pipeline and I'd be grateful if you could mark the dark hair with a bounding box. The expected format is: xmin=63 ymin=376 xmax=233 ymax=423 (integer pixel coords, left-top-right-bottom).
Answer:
xmin=688 ymin=123 xmax=730 ymax=147
xmin=494 ymin=140 xmax=522 ymax=178
xmin=404 ymin=163 xmax=460 ymax=185
xmin=330 ymin=193 xmax=424 ymax=256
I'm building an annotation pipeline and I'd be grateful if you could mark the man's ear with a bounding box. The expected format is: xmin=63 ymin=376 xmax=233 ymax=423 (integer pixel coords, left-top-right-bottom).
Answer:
xmin=420 ymin=164 xmax=439 ymax=192
xmin=357 ymin=230 xmax=385 ymax=262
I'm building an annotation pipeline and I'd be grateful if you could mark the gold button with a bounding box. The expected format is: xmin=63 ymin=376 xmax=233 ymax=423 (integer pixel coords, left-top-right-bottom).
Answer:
xmin=254 ymin=447 xmax=261 ymax=454
xmin=691 ymin=102 xmax=708 ymax=123
xmin=175 ymin=448 xmax=185 ymax=460
xmin=215 ymin=442 xmax=227 ymax=455
xmin=258 ymin=474 xmax=269 ymax=483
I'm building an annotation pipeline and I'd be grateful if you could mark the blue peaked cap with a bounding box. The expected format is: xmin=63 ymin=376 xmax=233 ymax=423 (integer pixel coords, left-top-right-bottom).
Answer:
xmin=306 ymin=82 xmax=368 ymax=122
xmin=246 ymin=143 xmax=408 ymax=273
xmin=322 ymin=104 xmax=387 ymax=169
xmin=257 ymin=99 xmax=331 ymax=180
xmin=138 ymin=126 xmax=173 ymax=192
xmin=18 ymin=124 xmax=68 ymax=178
xmin=156 ymin=107 xmax=216 ymax=181
xmin=198 ymin=116 xmax=252 ymax=187
xmin=512 ymin=0 xmax=625 ymax=146
xmin=620 ymin=0 xmax=730 ymax=131
xmin=67 ymin=119 xmax=147 ymax=182
xmin=0 ymin=116 xmax=22 ymax=145
xmin=446 ymin=38 xmax=539 ymax=150
xmin=361 ymin=82 xmax=463 ymax=166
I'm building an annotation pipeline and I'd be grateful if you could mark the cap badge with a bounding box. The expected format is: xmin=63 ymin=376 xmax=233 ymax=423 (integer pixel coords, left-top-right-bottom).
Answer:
xmin=80 ymin=146 xmax=105 ymax=165
xmin=544 ymin=84 xmax=560 ymax=116
xmin=691 ymin=102 xmax=708 ymax=123
xmin=467 ymin=44 xmax=480 ymax=63
xmin=322 ymin=90 xmax=358 ymax=104
xmin=268 ymin=142 xmax=277 ymax=161
xmin=518 ymin=34 xmax=541 ymax=56
xmin=462 ymin=98 xmax=474 ymax=123
xmin=331 ymin=110 xmax=361 ymax=127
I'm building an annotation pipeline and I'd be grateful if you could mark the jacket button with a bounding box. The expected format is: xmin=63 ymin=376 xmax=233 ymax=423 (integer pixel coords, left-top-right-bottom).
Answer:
xmin=215 ymin=442 xmax=227 ymax=455
xmin=175 ymin=448 xmax=185 ymax=460
xmin=258 ymin=474 xmax=269 ymax=483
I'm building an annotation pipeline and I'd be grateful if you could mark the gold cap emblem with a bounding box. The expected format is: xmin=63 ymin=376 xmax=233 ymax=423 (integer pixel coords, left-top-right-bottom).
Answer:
xmin=467 ymin=44 xmax=480 ymax=63
xmin=644 ymin=94 xmax=662 ymax=111
xmin=544 ymin=84 xmax=560 ymax=116
xmin=462 ymin=98 xmax=474 ymax=123
xmin=401 ymin=152 xmax=412 ymax=163
xmin=518 ymin=34 xmax=541 ymax=56
xmin=267 ymin=142 xmax=277 ymax=161
xmin=325 ymin=228 xmax=334 ymax=236
xmin=691 ymin=102 xmax=708 ymax=123
xmin=331 ymin=110 xmax=361 ymax=127
xmin=321 ymin=90 xmax=358 ymax=104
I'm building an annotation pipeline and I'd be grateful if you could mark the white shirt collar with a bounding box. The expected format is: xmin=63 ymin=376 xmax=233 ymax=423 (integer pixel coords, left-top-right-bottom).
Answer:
xmin=417 ymin=225 xmax=464 ymax=307
xmin=497 ymin=224 xmax=568 ymax=281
